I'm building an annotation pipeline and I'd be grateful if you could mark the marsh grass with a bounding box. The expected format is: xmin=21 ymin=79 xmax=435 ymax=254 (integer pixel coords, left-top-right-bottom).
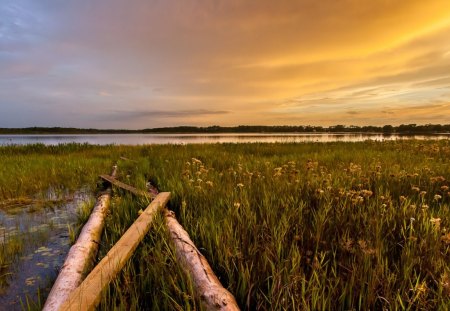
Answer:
xmin=97 ymin=141 xmax=450 ymax=310
xmin=1 ymin=141 xmax=450 ymax=309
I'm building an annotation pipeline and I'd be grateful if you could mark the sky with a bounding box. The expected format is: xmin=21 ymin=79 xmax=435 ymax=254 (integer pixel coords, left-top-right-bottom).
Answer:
xmin=1 ymin=0 xmax=450 ymax=129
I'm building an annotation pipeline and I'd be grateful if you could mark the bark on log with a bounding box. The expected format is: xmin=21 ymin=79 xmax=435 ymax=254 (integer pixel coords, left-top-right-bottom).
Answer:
xmin=165 ymin=210 xmax=240 ymax=310
xmin=60 ymin=192 xmax=171 ymax=311
xmin=43 ymin=165 xmax=118 ymax=311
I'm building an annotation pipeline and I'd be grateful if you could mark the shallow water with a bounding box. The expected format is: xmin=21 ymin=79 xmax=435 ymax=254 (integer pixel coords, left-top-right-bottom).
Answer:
xmin=0 ymin=190 xmax=92 ymax=309
xmin=0 ymin=133 xmax=449 ymax=145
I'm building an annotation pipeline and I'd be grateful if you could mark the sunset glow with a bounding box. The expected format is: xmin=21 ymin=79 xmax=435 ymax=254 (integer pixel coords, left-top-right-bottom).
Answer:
xmin=1 ymin=0 xmax=450 ymax=128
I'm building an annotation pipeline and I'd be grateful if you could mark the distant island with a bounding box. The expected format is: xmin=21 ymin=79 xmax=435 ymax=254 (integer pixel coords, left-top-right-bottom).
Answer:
xmin=1 ymin=124 xmax=450 ymax=135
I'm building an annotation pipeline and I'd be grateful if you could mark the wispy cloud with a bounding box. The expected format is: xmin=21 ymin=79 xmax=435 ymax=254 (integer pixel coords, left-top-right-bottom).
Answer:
xmin=1 ymin=0 xmax=450 ymax=127
xmin=100 ymin=109 xmax=231 ymax=122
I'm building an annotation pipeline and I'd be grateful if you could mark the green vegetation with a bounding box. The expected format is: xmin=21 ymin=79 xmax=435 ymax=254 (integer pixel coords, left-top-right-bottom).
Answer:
xmin=1 ymin=141 xmax=450 ymax=310
xmin=1 ymin=123 xmax=450 ymax=134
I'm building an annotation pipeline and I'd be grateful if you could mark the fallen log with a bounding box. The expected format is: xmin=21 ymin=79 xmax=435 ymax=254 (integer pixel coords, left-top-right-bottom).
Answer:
xmin=60 ymin=192 xmax=171 ymax=311
xmin=165 ymin=210 xmax=240 ymax=310
xmin=100 ymin=174 xmax=155 ymax=199
xmin=43 ymin=165 xmax=118 ymax=311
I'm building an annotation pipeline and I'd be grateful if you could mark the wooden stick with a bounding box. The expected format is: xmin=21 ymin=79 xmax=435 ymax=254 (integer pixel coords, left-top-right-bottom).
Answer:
xmin=119 ymin=156 xmax=137 ymax=162
xmin=60 ymin=192 xmax=171 ymax=311
xmin=100 ymin=174 xmax=154 ymax=199
xmin=43 ymin=165 xmax=117 ymax=311
xmin=165 ymin=210 xmax=240 ymax=310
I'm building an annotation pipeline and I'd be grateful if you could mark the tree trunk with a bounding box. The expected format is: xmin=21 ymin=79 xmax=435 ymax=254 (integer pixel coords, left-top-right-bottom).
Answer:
xmin=165 ymin=210 xmax=240 ymax=310
xmin=60 ymin=192 xmax=171 ymax=311
xmin=43 ymin=165 xmax=117 ymax=311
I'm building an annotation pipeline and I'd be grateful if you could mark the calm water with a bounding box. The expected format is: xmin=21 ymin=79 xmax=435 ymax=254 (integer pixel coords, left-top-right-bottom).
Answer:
xmin=0 ymin=190 xmax=92 ymax=309
xmin=1 ymin=133 xmax=449 ymax=145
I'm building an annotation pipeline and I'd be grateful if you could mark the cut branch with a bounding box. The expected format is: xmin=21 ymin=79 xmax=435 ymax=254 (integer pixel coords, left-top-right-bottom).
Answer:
xmin=100 ymin=174 xmax=155 ymax=199
xmin=165 ymin=210 xmax=240 ymax=310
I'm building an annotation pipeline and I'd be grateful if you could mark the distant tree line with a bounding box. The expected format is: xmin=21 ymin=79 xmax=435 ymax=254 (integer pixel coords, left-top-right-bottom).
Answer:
xmin=1 ymin=124 xmax=450 ymax=134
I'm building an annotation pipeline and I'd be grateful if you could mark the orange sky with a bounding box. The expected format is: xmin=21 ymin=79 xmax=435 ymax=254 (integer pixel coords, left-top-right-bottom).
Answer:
xmin=1 ymin=0 xmax=450 ymax=128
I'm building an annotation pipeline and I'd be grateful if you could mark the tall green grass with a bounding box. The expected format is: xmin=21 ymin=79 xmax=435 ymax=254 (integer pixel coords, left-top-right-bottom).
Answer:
xmin=1 ymin=141 xmax=450 ymax=309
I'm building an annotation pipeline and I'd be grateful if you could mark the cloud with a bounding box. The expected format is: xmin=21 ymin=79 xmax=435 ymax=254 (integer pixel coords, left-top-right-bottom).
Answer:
xmin=1 ymin=0 xmax=450 ymax=127
xmin=101 ymin=109 xmax=231 ymax=122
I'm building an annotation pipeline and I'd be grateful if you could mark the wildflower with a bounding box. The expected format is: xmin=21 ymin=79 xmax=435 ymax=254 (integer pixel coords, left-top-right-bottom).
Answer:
xmin=434 ymin=194 xmax=442 ymax=201
xmin=341 ymin=238 xmax=353 ymax=252
xmin=436 ymin=176 xmax=446 ymax=182
xmin=440 ymin=273 xmax=450 ymax=296
xmin=441 ymin=185 xmax=449 ymax=191
xmin=206 ymin=181 xmax=213 ymax=187
xmin=419 ymin=191 xmax=427 ymax=197
xmin=233 ymin=202 xmax=241 ymax=209
xmin=361 ymin=190 xmax=373 ymax=198
xmin=399 ymin=196 xmax=407 ymax=203
xmin=358 ymin=240 xmax=376 ymax=255
xmin=442 ymin=233 xmax=450 ymax=245
xmin=191 ymin=157 xmax=202 ymax=164
xmin=431 ymin=217 xmax=441 ymax=229
xmin=197 ymin=179 xmax=203 ymax=183
xmin=352 ymin=196 xmax=364 ymax=205
xmin=411 ymin=186 xmax=420 ymax=192
xmin=237 ymin=183 xmax=244 ymax=188
xmin=412 ymin=282 xmax=428 ymax=297
xmin=182 ymin=170 xmax=190 ymax=177
xmin=422 ymin=204 xmax=429 ymax=210
xmin=316 ymin=189 xmax=324 ymax=195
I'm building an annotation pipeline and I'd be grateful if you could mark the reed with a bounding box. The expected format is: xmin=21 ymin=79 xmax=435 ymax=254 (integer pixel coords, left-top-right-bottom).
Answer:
xmin=1 ymin=140 xmax=449 ymax=309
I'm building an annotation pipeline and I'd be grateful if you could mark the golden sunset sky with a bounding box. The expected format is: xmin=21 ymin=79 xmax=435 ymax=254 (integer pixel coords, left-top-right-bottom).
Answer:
xmin=1 ymin=0 xmax=450 ymax=128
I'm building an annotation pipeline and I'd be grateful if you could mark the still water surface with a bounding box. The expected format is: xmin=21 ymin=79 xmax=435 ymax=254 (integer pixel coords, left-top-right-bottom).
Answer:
xmin=1 ymin=133 xmax=449 ymax=145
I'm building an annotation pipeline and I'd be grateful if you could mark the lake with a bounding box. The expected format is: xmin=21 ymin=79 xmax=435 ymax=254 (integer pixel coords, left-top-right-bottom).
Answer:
xmin=0 ymin=133 xmax=449 ymax=145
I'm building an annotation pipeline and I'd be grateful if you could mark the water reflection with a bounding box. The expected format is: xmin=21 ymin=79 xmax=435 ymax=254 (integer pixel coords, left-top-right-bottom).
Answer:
xmin=1 ymin=133 xmax=449 ymax=145
xmin=0 ymin=190 xmax=92 ymax=309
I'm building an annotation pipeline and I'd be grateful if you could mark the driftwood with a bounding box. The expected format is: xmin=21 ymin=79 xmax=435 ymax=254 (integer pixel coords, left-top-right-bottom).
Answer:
xmin=119 ymin=156 xmax=137 ymax=162
xmin=100 ymin=174 xmax=154 ymax=199
xmin=43 ymin=165 xmax=118 ymax=311
xmin=60 ymin=192 xmax=171 ymax=311
xmin=165 ymin=210 xmax=240 ymax=310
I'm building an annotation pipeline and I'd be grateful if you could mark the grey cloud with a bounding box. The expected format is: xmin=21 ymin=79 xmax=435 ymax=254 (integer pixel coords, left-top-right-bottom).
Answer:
xmin=101 ymin=109 xmax=231 ymax=122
